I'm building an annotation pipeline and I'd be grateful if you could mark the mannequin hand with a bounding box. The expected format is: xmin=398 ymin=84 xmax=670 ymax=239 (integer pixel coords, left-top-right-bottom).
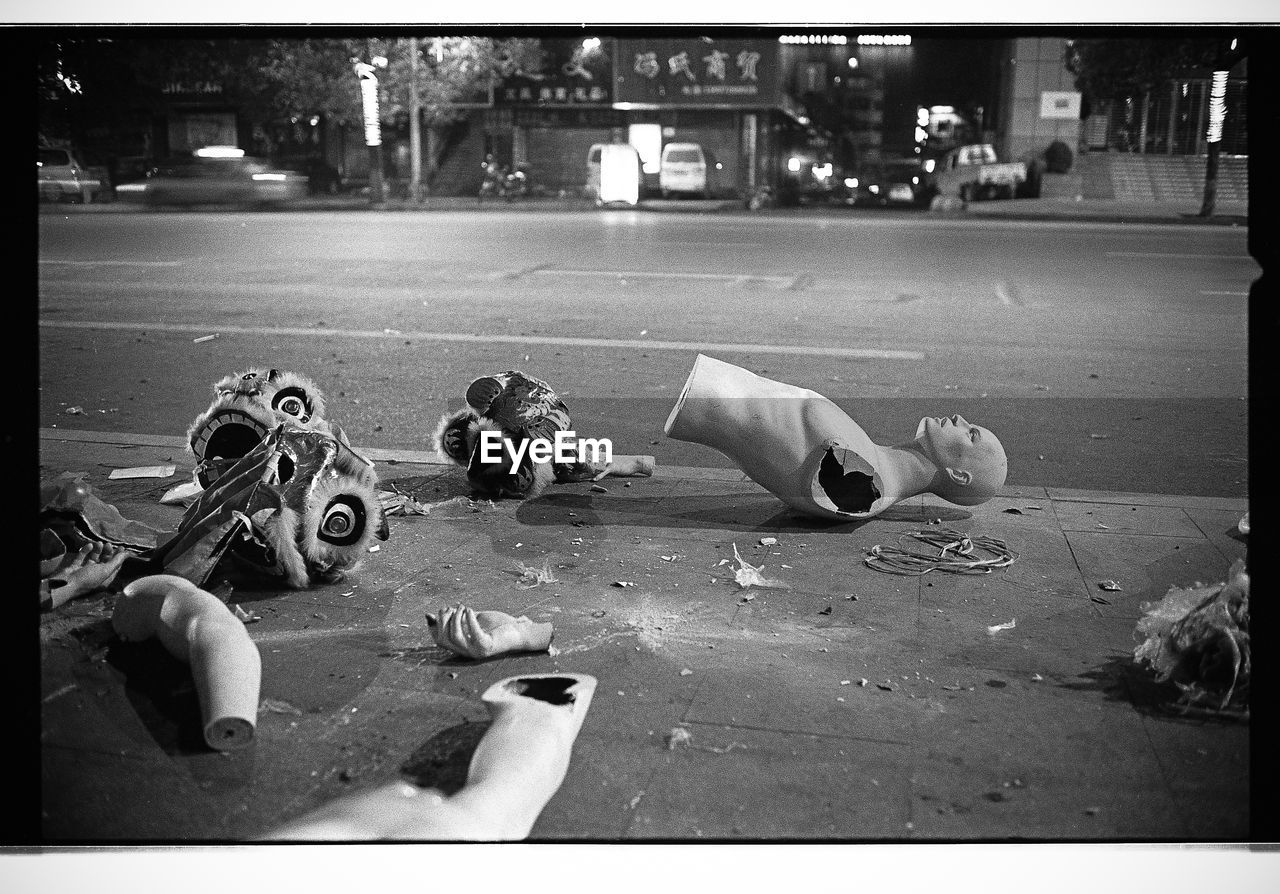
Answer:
xmin=427 ymin=603 xmax=553 ymax=659
xmin=42 ymin=541 xmax=130 ymax=610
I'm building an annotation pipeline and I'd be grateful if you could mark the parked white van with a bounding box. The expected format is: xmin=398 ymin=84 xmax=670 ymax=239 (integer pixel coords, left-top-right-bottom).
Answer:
xmin=585 ymin=144 xmax=604 ymax=198
xmin=659 ymin=142 xmax=715 ymax=198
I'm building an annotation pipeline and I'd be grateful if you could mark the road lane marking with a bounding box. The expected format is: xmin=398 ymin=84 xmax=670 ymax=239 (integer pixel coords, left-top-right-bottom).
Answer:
xmin=39 ymin=320 xmax=925 ymax=361
xmin=39 ymin=259 xmax=183 ymax=267
xmin=1199 ymin=290 xmax=1249 ymax=296
xmin=1105 ymin=251 xmax=1253 ymax=260
xmin=533 ymin=268 xmax=794 ymax=284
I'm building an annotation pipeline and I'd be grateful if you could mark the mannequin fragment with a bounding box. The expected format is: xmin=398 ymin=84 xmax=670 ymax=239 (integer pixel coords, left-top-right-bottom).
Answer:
xmin=426 ymin=604 xmax=555 ymax=659
xmin=112 ymin=574 xmax=262 ymax=751
xmin=664 ymin=354 xmax=1008 ymax=521
xmin=262 ymin=673 xmax=596 ymax=840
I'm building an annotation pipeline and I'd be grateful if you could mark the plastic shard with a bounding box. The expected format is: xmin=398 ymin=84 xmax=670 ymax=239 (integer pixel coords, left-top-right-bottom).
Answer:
xmin=731 ymin=543 xmax=787 ymax=590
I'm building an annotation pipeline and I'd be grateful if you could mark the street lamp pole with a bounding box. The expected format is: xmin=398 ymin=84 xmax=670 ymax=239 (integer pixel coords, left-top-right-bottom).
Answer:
xmin=354 ymin=43 xmax=386 ymax=205
xmin=409 ymin=36 xmax=423 ymax=202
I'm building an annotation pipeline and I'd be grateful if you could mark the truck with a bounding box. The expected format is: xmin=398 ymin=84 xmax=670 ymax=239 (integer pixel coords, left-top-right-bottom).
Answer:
xmin=933 ymin=143 xmax=1027 ymax=202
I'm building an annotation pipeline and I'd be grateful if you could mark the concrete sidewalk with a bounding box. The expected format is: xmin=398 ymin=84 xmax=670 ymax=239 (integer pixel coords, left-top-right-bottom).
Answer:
xmin=39 ymin=428 xmax=1249 ymax=841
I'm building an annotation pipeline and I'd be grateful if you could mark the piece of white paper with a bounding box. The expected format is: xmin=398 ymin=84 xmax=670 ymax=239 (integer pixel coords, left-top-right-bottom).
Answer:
xmin=110 ymin=465 xmax=176 ymax=480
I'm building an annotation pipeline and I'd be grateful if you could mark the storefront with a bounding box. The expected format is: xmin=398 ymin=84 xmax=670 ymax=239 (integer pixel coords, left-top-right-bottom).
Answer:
xmin=612 ymin=37 xmax=794 ymax=198
xmin=489 ymin=37 xmax=622 ymax=194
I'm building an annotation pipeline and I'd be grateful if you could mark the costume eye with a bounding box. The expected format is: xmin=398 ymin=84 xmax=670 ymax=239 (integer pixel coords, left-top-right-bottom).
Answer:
xmin=318 ymin=496 xmax=366 ymax=545
xmin=273 ymin=388 xmax=312 ymax=422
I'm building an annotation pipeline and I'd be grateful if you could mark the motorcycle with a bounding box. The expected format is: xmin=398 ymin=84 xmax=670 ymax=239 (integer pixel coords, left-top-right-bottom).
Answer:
xmin=501 ymin=165 xmax=529 ymax=202
xmin=478 ymin=156 xmax=505 ymax=203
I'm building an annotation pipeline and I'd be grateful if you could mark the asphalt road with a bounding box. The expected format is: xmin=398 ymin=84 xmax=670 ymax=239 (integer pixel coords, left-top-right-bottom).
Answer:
xmin=37 ymin=208 xmax=1254 ymax=496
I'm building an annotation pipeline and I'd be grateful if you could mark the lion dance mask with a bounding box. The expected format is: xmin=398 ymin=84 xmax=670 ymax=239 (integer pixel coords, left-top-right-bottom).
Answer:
xmin=153 ymin=369 xmax=388 ymax=588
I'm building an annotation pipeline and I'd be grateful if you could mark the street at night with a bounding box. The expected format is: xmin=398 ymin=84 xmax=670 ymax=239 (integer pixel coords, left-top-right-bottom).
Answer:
xmin=39 ymin=208 xmax=1251 ymax=495
xmin=30 ymin=25 xmax=1266 ymax=868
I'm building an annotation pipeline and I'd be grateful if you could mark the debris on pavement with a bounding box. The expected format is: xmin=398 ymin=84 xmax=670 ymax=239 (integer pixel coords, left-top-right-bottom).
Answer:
xmin=231 ymin=604 xmax=261 ymax=624
xmin=41 ymin=472 xmax=167 ymax=551
xmin=986 ymin=619 xmax=1017 ymax=635
xmin=864 ymin=529 xmax=1016 ymax=576
xmin=759 ymin=537 xmax=777 ymax=546
xmin=379 ymin=490 xmax=495 ymax=518
xmin=260 ymin=698 xmax=303 ymax=716
xmin=109 ymin=465 xmax=176 ymax=480
xmin=517 ymin=560 xmax=559 ymax=588
xmin=1133 ymin=559 xmax=1249 ymax=713
xmin=680 ymin=668 xmax=693 ymax=676
xmin=612 ymin=581 xmax=636 ymax=588
xmin=64 ymin=406 xmax=85 ymax=415
xmin=1002 ymin=507 xmax=1025 ymax=515
xmin=192 ymin=334 xmax=219 ymax=344
xmin=425 ymin=603 xmax=554 ymax=660
xmin=818 ymin=606 xmax=833 ymax=615
xmin=730 ymin=543 xmax=788 ymax=590
xmin=590 ymin=484 xmax=608 ymax=493
xmin=665 ymin=727 xmax=693 ymax=750
xmin=1098 ymin=580 xmax=1122 ymax=592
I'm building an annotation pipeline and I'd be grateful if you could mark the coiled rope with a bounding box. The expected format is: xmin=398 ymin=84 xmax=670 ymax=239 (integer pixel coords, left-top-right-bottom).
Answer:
xmin=864 ymin=528 xmax=1017 ymax=576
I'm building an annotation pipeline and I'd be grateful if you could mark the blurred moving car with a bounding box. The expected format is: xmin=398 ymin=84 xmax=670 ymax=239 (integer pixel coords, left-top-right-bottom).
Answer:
xmin=839 ymin=159 xmax=935 ymax=208
xmin=280 ymin=156 xmax=343 ymax=195
xmin=38 ymin=147 xmax=104 ymax=203
xmin=115 ymin=147 xmax=309 ymax=206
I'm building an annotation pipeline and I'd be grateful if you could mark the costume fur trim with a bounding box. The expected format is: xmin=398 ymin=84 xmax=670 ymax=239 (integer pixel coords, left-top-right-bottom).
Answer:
xmin=433 ymin=409 xmax=480 ymax=467
xmin=296 ymin=473 xmax=382 ymax=574
xmin=261 ymin=505 xmax=310 ymax=588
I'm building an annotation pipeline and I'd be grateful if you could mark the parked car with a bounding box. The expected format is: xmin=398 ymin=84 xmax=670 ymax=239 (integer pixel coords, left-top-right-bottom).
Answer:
xmin=116 ymin=147 xmax=309 ymax=206
xmin=38 ymin=147 xmax=104 ymax=204
xmin=585 ymin=143 xmax=604 ymax=199
xmin=659 ymin=142 xmax=717 ymax=198
xmin=932 ymin=143 xmax=1027 ymax=202
xmin=839 ymin=159 xmax=936 ymax=208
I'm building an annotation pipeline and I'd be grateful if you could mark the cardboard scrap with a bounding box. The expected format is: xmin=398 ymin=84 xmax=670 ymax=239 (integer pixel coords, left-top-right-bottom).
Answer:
xmin=110 ymin=465 xmax=176 ymax=480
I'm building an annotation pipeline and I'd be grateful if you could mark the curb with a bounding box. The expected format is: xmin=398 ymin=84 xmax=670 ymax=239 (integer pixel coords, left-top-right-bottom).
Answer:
xmin=40 ymin=197 xmax=1248 ymax=227
xmin=39 ymin=428 xmax=1247 ymax=509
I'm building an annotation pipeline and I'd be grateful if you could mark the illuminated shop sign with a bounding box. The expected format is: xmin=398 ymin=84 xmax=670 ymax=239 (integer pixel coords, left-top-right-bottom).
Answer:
xmin=614 ymin=39 xmax=779 ymax=107
xmin=857 ymin=34 xmax=912 ymax=46
xmin=161 ymin=80 xmax=224 ymax=96
xmin=496 ymin=37 xmax=613 ymax=106
xmin=778 ymin=34 xmax=848 ymax=44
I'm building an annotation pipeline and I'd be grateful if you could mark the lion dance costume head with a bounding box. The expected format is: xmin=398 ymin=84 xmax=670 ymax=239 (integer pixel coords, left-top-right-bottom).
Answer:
xmin=154 ymin=368 xmax=388 ymax=589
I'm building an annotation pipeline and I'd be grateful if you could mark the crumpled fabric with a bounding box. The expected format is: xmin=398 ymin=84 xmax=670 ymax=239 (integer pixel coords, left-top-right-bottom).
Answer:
xmin=40 ymin=473 xmax=167 ymax=554
xmin=1133 ymin=559 xmax=1249 ymax=711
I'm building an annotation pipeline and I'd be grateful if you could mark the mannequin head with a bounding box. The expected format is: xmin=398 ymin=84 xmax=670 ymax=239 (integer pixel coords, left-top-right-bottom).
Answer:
xmin=915 ymin=415 xmax=1008 ymax=506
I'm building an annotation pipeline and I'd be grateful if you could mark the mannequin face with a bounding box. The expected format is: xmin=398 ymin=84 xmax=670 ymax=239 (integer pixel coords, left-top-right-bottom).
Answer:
xmin=915 ymin=415 xmax=1008 ymax=505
